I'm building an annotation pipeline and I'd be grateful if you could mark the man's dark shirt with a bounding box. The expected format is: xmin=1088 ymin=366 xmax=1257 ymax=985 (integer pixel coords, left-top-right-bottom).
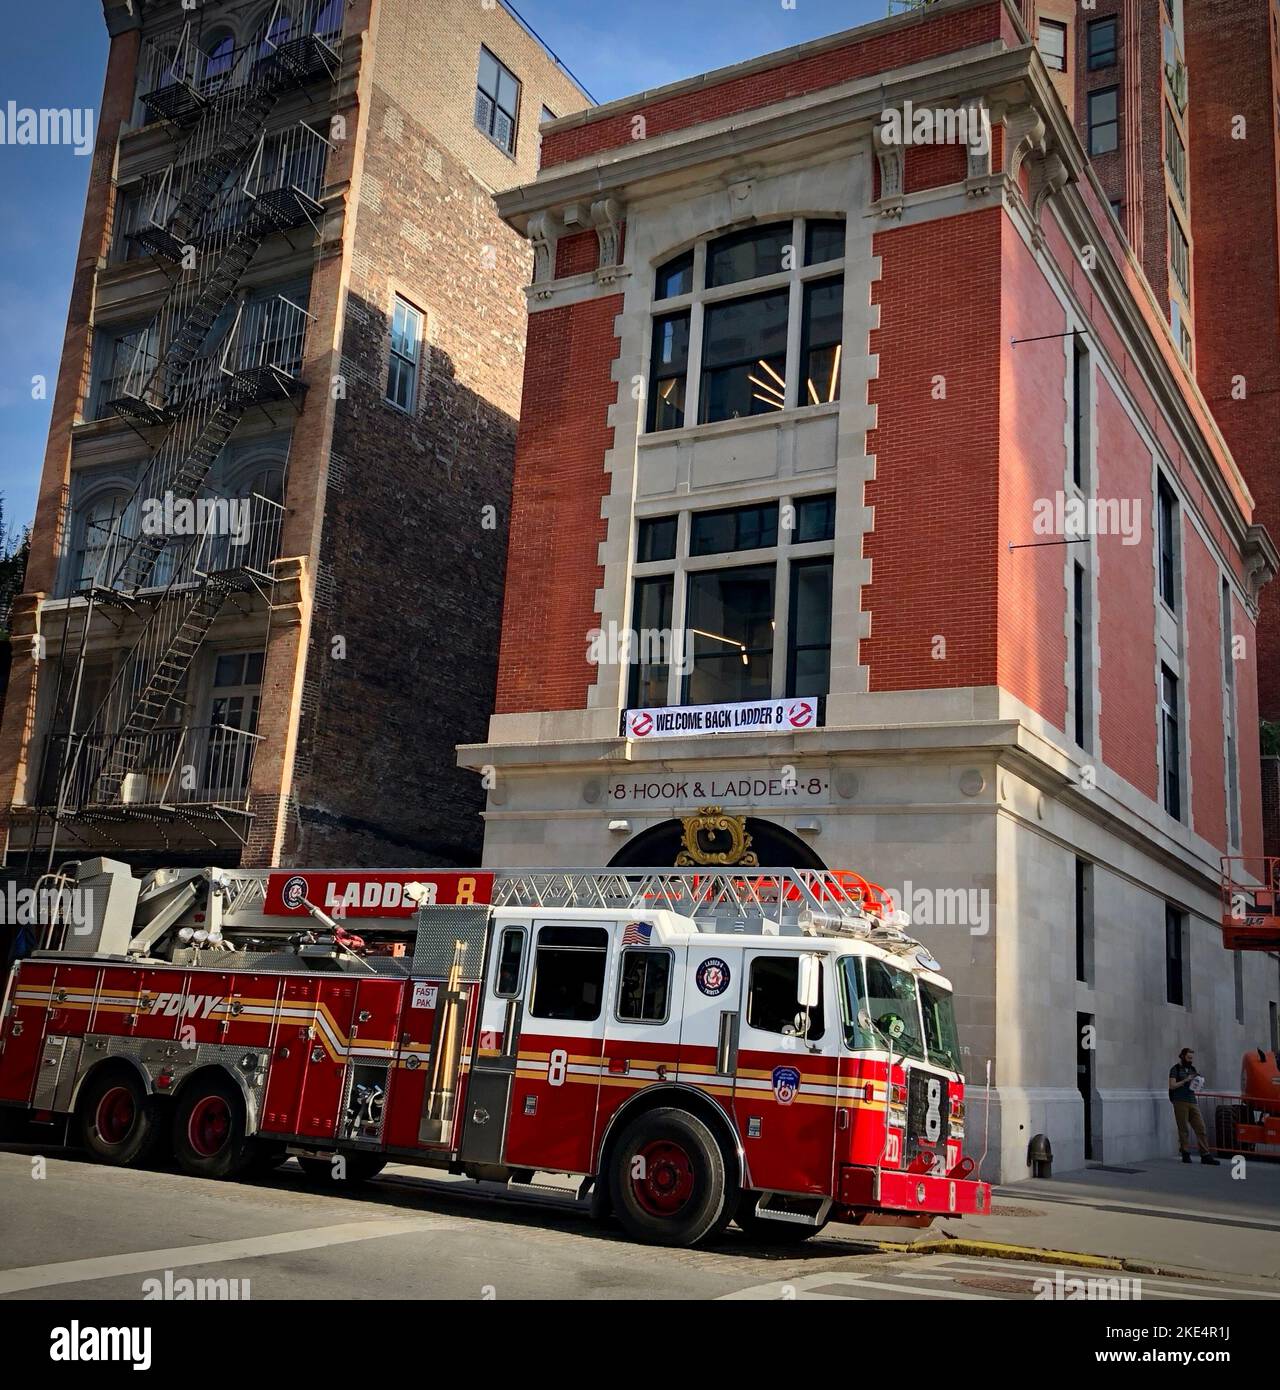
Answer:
xmin=1169 ymin=1063 xmax=1197 ymax=1104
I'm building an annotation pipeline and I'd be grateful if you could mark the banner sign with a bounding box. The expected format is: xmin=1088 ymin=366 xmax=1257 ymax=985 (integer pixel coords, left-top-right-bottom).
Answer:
xmin=264 ymin=871 xmax=494 ymax=918
xmin=623 ymin=697 xmax=820 ymax=740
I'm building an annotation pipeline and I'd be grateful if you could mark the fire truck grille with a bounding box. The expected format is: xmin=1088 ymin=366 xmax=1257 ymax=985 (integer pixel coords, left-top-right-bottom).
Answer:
xmin=903 ymin=1068 xmax=944 ymax=1168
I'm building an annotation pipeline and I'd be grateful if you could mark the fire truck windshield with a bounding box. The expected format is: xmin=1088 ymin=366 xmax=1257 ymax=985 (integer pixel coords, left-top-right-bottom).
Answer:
xmin=919 ymin=979 xmax=960 ymax=1071
xmin=839 ymin=955 xmax=925 ymax=1061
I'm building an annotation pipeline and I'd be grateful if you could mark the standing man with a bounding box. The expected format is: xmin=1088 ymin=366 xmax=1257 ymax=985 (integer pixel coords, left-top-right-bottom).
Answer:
xmin=1169 ymin=1047 xmax=1220 ymax=1165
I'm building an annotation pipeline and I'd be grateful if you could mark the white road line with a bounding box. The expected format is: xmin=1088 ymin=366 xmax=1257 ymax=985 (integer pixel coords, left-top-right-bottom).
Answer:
xmin=931 ymin=1256 xmax=1280 ymax=1300
xmin=720 ymin=1272 xmax=997 ymax=1301
xmin=0 ymin=1217 xmax=456 ymax=1296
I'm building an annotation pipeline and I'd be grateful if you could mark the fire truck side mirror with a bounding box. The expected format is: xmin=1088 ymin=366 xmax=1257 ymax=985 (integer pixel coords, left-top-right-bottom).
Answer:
xmin=797 ymin=954 xmax=820 ymax=1009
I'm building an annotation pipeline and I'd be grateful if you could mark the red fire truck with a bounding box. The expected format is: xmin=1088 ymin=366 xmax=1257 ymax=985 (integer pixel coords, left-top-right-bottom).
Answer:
xmin=0 ymin=859 xmax=990 ymax=1247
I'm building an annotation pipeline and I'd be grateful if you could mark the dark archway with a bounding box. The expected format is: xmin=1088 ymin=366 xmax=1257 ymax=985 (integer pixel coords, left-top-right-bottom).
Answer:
xmin=607 ymin=817 xmax=826 ymax=870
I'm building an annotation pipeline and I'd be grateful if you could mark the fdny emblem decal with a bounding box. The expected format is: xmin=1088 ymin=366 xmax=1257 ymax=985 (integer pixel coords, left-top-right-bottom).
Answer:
xmin=695 ymin=957 xmax=731 ymax=997
xmin=281 ymin=875 xmax=309 ymax=910
xmin=771 ymin=1065 xmax=801 ymax=1105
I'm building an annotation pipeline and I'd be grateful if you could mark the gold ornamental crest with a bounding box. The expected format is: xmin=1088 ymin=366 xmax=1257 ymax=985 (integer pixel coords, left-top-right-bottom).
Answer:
xmin=675 ymin=805 xmax=758 ymax=867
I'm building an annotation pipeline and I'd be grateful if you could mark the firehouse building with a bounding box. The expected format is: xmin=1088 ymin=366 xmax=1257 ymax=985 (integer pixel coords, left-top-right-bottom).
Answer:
xmin=461 ymin=0 xmax=1280 ymax=1179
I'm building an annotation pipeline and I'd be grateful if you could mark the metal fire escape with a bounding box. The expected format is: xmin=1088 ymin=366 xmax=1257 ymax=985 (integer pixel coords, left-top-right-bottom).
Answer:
xmin=36 ymin=2 xmax=343 ymax=861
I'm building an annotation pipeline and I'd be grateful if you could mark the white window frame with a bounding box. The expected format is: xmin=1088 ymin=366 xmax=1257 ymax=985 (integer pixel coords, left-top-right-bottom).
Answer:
xmin=386 ymin=295 xmax=423 ymax=414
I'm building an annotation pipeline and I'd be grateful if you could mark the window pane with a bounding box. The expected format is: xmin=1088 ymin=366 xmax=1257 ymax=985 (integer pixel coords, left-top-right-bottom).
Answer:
xmin=685 ymin=565 xmax=774 ymax=704
xmin=648 ymin=311 xmax=690 ymax=431
xmin=1038 ymin=20 xmax=1066 ymax=70
xmin=700 ymin=290 xmax=789 ymax=423
xmin=1088 ymin=17 xmax=1117 ymax=68
xmin=628 ymin=576 xmax=673 ymax=708
xmin=529 ymin=945 xmax=607 ymax=1021
xmin=805 ymin=219 xmax=846 ymax=265
xmin=788 ymin=559 xmax=832 ymax=698
xmin=617 ymin=950 xmax=672 ymax=1022
xmin=497 ymin=68 xmax=519 ymax=115
xmin=746 ymin=956 xmax=825 ymax=1039
xmin=863 ymin=958 xmax=924 ymax=1060
xmin=1089 ymin=88 xmax=1118 ymax=154
xmin=478 ymin=47 xmax=499 ymax=95
xmin=496 ymin=928 xmax=525 ymax=996
xmin=655 ymin=250 xmax=694 ymax=299
xmin=705 ymin=222 xmax=790 ymax=288
xmin=801 ymin=277 xmax=843 ymax=405
xmin=795 ymin=493 xmax=835 ymax=543
xmin=689 ymin=503 xmax=778 ymax=557
xmin=637 ymin=516 xmax=676 ymax=563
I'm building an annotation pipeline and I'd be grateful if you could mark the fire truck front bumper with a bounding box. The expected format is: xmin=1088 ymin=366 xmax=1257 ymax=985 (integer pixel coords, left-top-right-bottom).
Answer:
xmin=835 ymin=1166 xmax=992 ymax=1225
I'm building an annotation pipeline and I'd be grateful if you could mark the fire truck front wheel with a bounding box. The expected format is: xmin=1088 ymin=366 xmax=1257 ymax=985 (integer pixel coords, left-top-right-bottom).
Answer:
xmin=172 ymin=1076 xmax=256 ymax=1179
xmin=608 ymin=1107 xmax=728 ymax=1247
xmin=76 ymin=1068 xmax=166 ymax=1168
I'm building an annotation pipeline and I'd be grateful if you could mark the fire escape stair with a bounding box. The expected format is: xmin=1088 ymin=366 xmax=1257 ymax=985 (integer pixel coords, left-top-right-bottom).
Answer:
xmin=88 ymin=581 xmax=232 ymax=808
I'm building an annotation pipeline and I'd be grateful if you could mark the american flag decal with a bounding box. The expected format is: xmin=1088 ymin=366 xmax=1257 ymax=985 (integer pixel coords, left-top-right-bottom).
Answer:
xmin=622 ymin=920 xmax=653 ymax=946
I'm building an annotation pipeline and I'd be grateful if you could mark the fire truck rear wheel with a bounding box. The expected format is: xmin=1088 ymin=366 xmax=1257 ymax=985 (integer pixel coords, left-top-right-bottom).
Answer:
xmin=297 ymin=1154 xmax=387 ymax=1185
xmin=735 ymin=1195 xmax=826 ymax=1244
xmin=172 ymin=1077 xmax=256 ymax=1180
xmin=608 ymin=1107 xmax=728 ymax=1247
xmin=76 ymin=1068 xmax=166 ymax=1168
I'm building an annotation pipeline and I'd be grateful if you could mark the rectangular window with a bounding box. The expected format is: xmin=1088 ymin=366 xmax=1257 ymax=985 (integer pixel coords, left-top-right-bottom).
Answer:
xmin=794 ymin=493 xmax=836 ymax=544
xmin=616 ymin=949 xmax=673 ymax=1023
xmin=1073 ymin=561 xmax=1091 ymax=748
xmin=1088 ymin=87 xmax=1119 ymax=155
xmin=1165 ymin=905 xmax=1185 ymax=1006
xmin=800 ymin=276 xmax=843 ymax=406
xmin=684 ymin=564 xmax=775 ymax=704
xmin=475 ymin=46 xmax=520 ymax=153
xmin=1088 ymin=16 xmax=1117 ymax=69
xmin=788 ymin=558 xmax=833 ymax=698
xmin=1075 ymin=859 xmax=1094 ymax=984
xmin=1110 ymin=198 xmax=1123 ymax=225
xmin=1164 ymin=104 xmax=1187 ymax=202
xmin=1169 ymin=202 xmax=1191 ymax=295
xmin=627 ymin=576 xmax=674 ymax=708
xmin=1071 ymin=335 xmax=1089 ymax=488
xmin=1161 ymin=664 xmax=1182 ymax=819
xmin=648 ymin=310 xmax=690 ymax=432
xmin=1223 ymin=579 xmax=1240 ymax=846
xmin=699 ymin=289 xmax=789 ymax=422
xmin=1038 ymin=19 xmax=1067 ymax=71
xmin=636 ymin=516 xmax=677 ymax=563
xmin=528 ymin=925 xmax=608 ymax=1021
xmin=689 ymin=502 xmax=778 ymax=557
xmin=804 ymin=219 xmax=846 ymax=266
xmin=494 ymin=927 xmax=526 ymax=998
xmin=746 ymin=955 xmax=825 ymax=1040
xmin=1158 ymin=476 xmax=1179 ymax=610
xmin=386 ymin=296 xmax=422 ymax=412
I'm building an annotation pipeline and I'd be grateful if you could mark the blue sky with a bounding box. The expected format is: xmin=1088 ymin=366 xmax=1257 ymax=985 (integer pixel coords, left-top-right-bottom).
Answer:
xmin=0 ymin=0 xmax=885 ymax=535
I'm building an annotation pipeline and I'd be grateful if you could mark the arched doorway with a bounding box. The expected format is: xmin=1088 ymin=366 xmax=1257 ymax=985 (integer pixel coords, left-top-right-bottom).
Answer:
xmin=607 ymin=808 xmax=825 ymax=870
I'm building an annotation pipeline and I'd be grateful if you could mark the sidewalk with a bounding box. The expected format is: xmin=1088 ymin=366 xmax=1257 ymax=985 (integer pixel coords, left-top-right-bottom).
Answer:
xmin=874 ymin=1157 xmax=1280 ymax=1281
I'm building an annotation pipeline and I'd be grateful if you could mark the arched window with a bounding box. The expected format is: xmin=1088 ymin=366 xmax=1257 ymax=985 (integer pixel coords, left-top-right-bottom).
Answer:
xmin=74 ymin=491 xmax=130 ymax=592
xmin=199 ymin=31 xmax=236 ymax=89
xmin=646 ymin=216 xmax=847 ymax=432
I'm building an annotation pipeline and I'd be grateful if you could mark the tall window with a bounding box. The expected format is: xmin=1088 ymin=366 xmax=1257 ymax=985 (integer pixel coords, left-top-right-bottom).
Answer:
xmin=646 ymin=217 xmax=846 ymax=432
xmin=1168 ymin=202 xmax=1191 ymax=295
xmin=1165 ymin=904 xmax=1185 ymax=1006
xmin=1038 ymin=19 xmax=1067 ymax=71
xmin=1157 ymin=475 xmax=1179 ymax=610
xmin=1088 ymin=16 xmax=1118 ymax=68
xmin=1161 ymin=664 xmax=1182 ymax=819
xmin=1071 ymin=334 xmax=1089 ymax=488
xmin=475 ymin=46 xmax=519 ymax=154
xmin=386 ymin=296 xmax=422 ymax=413
xmin=1075 ymin=859 xmax=1094 ymax=984
xmin=1222 ymin=579 xmax=1240 ymax=846
xmin=1088 ymin=87 xmax=1119 ymax=155
xmin=1073 ymin=561 xmax=1091 ymax=749
xmin=629 ymin=494 xmax=835 ymax=708
xmin=1164 ymin=104 xmax=1187 ymax=202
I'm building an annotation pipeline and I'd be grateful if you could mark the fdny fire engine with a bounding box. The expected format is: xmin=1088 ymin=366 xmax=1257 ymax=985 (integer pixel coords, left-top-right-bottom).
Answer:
xmin=0 ymin=859 xmax=990 ymax=1247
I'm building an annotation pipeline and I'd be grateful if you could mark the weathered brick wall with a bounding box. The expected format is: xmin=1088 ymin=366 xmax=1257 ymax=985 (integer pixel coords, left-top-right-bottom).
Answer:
xmin=861 ymin=208 xmax=1003 ymax=691
xmin=1186 ymin=0 xmax=1280 ymax=717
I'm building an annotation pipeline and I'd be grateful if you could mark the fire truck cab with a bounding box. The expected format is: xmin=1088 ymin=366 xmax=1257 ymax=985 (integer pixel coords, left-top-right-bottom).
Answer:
xmin=0 ymin=861 xmax=990 ymax=1247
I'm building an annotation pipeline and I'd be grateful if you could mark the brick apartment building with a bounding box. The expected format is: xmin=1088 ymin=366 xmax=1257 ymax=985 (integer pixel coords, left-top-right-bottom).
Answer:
xmin=462 ymin=0 xmax=1280 ymax=1178
xmin=0 ymin=0 xmax=584 ymax=873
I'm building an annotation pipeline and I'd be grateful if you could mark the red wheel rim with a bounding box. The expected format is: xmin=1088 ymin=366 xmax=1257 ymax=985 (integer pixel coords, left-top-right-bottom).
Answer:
xmin=95 ymin=1085 xmax=136 ymax=1146
xmin=187 ymin=1094 xmax=232 ymax=1158
xmin=631 ymin=1139 xmax=696 ymax=1217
